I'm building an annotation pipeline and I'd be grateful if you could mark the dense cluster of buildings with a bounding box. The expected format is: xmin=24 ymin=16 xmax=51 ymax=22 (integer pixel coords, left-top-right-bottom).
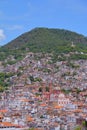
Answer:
xmin=0 ymin=53 xmax=87 ymax=130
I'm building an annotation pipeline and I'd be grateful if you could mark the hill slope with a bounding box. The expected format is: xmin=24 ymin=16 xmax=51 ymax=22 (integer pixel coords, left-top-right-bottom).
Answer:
xmin=0 ymin=27 xmax=87 ymax=61
xmin=3 ymin=27 xmax=87 ymax=49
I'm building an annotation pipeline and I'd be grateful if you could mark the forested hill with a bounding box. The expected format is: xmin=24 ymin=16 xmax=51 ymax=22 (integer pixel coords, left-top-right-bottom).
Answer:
xmin=0 ymin=27 xmax=87 ymax=61
xmin=3 ymin=27 xmax=87 ymax=50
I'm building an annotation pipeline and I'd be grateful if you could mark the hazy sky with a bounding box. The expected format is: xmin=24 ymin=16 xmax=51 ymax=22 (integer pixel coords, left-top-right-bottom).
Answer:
xmin=0 ymin=0 xmax=87 ymax=45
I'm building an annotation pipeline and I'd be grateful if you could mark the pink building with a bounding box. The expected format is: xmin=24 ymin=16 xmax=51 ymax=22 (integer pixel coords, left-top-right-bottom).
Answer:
xmin=58 ymin=93 xmax=70 ymax=106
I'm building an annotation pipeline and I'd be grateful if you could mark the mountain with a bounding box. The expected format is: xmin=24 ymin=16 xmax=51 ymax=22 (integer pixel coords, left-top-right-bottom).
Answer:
xmin=3 ymin=27 xmax=87 ymax=49
xmin=0 ymin=28 xmax=87 ymax=129
xmin=0 ymin=27 xmax=87 ymax=61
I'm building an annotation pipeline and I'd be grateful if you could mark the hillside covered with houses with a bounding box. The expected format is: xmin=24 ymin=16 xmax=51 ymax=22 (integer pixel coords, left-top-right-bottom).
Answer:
xmin=0 ymin=28 xmax=87 ymax=129
xmin=0 ymin=52 xmax=87 ymax=129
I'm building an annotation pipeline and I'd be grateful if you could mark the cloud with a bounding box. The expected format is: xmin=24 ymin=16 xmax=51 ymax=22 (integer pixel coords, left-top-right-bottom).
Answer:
xmin=7 ymin=25 xmax=23 ymax=31
xmin=0 ymin=29 xmax=5 ymax=41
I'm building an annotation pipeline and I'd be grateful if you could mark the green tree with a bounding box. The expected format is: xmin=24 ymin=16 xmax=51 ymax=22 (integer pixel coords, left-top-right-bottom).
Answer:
xmin=46 ymin=86 xmax=49 ymax=92
xmin=29 ymin=75 xmax=34 ymax=82
xmin=39 ymin=87 xmax=42 ymax=92
xmin=74 ymin=126 xmax=81 ymax=130
xmin=0 ymin=85 xmax=4 ymax=92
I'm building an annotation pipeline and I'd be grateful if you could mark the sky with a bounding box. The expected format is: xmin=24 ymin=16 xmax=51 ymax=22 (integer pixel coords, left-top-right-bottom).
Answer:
xmin=0 ymin=0 xmax=87 ymax=46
